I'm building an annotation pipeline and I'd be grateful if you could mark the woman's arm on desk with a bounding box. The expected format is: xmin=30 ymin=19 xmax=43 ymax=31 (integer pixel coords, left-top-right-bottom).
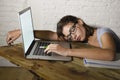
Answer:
xmin=34 ymin=30 xmax=58 ymax=40
xmin=6 ymin=29 xmax=58 ymax=45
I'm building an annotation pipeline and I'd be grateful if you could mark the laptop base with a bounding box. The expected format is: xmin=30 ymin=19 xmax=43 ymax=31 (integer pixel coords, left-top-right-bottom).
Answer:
xmin=26 ymin=55 xmax=72 ymax=61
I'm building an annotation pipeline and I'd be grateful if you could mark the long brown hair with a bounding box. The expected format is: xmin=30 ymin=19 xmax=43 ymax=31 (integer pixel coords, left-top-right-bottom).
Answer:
xmin=57 ymin=15 xmax=94 ymax=42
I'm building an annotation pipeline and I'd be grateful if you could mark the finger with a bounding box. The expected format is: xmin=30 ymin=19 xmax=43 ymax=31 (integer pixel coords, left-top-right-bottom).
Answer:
xmin=44 ymin=44 xmax=56 ymax=53
xmin=44 ymin=45 xmax=50 ymax=53
xmin=6 ymin=35 xmax=14 ymax=44
xmin=7 ymin=39 xmax=13 ymax=46
xmin=6 ymin=34 xmax=11 ymax=43
xmin=8 ymin=39 xmax=14 ymax=43
xmin=47 ymin=44 xmax=57 ymax=49
xmin=7 ymin=39 xmax=12 ymax=45
xmin=7 ymin=37 xmax=16 ymax=44
xmin=46 ymin=50 xmax=52 ymax=54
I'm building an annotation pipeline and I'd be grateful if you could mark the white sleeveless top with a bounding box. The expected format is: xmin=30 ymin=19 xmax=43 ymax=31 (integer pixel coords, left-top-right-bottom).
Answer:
xmin=97 ymin=28 xmax=120 ymax=53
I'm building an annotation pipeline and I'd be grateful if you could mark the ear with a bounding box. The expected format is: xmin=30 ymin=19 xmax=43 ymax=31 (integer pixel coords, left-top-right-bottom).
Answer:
xmin=78 ymin=19 xmax=84 ymax=25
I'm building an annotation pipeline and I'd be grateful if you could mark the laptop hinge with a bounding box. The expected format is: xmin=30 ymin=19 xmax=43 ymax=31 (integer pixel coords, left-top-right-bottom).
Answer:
xmin=25 ymin=40 xmax=35 ymax=56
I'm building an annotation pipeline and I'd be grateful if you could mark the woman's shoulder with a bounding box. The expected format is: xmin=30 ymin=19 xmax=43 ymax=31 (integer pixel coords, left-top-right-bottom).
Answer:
xmin=96 ymin=27 xmax=120 ymax=52
xmin=97 ymin=27 xmax=112 ymax=33
xmin=97 ymin=27 xmax=119 ymax=37
xmin=96 ymin=27 xmax=112 ymax=37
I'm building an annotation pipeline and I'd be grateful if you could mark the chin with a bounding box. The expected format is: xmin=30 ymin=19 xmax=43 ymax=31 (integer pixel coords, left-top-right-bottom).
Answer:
xmin=80 ymin=37 xmax=86 ymax=41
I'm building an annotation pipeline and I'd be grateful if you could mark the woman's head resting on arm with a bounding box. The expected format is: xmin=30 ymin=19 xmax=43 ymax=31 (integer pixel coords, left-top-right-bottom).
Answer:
xmin=57 ymin=15 xmax=94 ymax=42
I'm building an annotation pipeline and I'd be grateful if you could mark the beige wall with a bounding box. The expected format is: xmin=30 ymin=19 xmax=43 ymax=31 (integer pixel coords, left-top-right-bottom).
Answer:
xmin=0 ymin=0 xmax=120 ymax=46
xmin=0 ymin=0 xmax=29 ymax=46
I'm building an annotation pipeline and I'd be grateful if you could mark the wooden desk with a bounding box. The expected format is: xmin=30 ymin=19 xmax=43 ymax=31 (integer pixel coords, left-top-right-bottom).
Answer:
xmin=0 ymin=43 xmax=120 ymax=80
xmin=0 ymin=67 xmax=39 ymax=80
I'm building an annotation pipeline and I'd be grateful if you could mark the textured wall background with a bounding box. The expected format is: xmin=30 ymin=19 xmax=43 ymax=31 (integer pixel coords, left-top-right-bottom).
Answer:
xmin=0 ymin=0 xmax=28 ymax=46
xmin=0 ymin=0 xmax=120 ymax=46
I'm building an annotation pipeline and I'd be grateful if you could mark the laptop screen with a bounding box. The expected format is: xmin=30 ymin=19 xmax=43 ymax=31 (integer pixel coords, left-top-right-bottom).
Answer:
xmin=19 ymin=7 xmax=34 ymax=53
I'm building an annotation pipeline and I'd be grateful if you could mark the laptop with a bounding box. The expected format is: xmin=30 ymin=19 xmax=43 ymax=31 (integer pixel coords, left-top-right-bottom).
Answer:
xmin=18 ymin=7 xmax=72 ymax=61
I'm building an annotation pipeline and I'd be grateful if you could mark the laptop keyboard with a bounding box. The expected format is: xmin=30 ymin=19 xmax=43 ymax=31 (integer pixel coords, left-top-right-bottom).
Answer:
xmin=33 ymin=41 xmax=53 ymax=56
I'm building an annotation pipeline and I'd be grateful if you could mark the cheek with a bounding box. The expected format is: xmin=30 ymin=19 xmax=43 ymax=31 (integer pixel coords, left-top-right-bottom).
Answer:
xmin=81 ymin=28 xmax=86 ymax=41
xmin=77 ymin=27 xmax=86 ymax=41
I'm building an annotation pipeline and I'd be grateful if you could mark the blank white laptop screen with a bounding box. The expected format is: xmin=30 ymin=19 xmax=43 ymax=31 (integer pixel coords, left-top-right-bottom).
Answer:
xmin=19 ymin=9 xmax=34 ymax=53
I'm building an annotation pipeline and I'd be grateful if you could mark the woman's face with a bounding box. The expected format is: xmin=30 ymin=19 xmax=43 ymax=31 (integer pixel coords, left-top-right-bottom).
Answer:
xmin=62 ymin=21 xmax=86 ymax=41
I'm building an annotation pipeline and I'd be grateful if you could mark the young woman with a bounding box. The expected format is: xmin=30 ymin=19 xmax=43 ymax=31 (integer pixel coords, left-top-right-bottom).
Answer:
xmin=6 ymin=15 xmax=120 ymax=61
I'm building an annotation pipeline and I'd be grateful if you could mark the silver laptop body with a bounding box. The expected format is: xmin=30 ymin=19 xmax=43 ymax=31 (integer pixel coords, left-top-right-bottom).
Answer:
xmin=19 ymin=7 xmax=72 ymax=61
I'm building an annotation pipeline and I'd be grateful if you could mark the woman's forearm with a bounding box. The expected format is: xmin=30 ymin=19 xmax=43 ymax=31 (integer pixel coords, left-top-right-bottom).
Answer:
xmin=68 ymin=48 xmax=115 ymax=61
xmin=34 ymin=30 xmax=58 ymax=40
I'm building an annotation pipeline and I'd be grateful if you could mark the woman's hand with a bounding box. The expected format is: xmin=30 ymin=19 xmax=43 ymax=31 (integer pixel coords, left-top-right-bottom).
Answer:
xmin=44 ymin=44 xmax=69 ymax=56
xmin=6 ymin=29 xmax=21 ymax=45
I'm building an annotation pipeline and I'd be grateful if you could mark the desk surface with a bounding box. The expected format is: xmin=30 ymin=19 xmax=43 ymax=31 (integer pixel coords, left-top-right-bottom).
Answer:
xmin=0 ymin=67 xmax=39 ymax=80
xmin=0 ymin=43 xmax=120 ymax=80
